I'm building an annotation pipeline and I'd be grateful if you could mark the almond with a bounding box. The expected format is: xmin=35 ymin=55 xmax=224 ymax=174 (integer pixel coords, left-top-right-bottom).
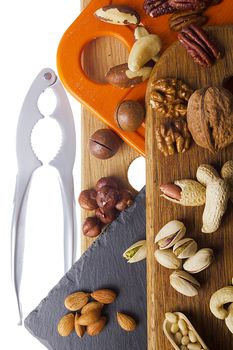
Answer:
xmin=64 ymin=291 xmax=89 ymax=311
xmin=91 ymin=289 xmax=117 ymax=304
xmin=77 ymin=309 xmax=101 ymax=326
xmin=74 ymin=313 xmax=85 ymax=338
xmin=116 ymin=312 xmax=137 ymax=332
xmin=86 ymin=316 xmax=107 ymax=336
xmin=81 ymin=301 xmax=103 ymax=314
xmin=57 ymin=313 xmax=74 ymax=337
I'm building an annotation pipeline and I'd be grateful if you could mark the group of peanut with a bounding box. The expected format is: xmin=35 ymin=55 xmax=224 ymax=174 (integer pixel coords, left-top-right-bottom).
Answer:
xmin=57 ymin=289 xmax=136 ymax=338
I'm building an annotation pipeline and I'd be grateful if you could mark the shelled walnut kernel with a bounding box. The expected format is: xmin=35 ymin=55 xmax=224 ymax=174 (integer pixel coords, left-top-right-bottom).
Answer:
xmin=155 ymin=119 xmax=191 ymax=156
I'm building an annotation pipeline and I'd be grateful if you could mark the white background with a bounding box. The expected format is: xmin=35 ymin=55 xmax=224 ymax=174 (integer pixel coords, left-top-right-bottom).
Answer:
xmin=0 ymin=1 xmax=82 ymax=348
xmin=0 ymin=1 xmax=145 ymax=348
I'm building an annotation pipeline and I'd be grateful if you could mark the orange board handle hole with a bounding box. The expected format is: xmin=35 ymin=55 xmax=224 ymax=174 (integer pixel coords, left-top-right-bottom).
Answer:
xmin=81 ymin=36 xmax=129 ymax=84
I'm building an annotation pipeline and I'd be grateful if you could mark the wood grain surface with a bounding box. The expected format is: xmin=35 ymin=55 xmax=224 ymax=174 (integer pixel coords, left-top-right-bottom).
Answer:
xmin=146 ymin=25 xmax=233 ymax=350
xmin=80 ymin=0 xmax=139 ymax=253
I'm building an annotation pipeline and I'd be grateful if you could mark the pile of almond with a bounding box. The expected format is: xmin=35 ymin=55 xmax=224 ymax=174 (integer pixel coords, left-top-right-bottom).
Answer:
xmin=57 ymin=289 xmax=137 ymax=338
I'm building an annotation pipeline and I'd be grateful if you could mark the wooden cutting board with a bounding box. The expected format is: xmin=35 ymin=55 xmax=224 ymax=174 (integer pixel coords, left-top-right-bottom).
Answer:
xmin=146 ymin=25 xmax=233 ymax=350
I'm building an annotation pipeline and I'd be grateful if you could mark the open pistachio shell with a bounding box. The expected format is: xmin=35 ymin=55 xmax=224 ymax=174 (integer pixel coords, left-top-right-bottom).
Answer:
xmin=163 ymin=312 xmax=209 ymax=350
xmin=173 ymin=238 xmax=198 ymax=259
xmin=183 ymin=248 xmax=214 ymax=274
xmin=154 ymin=220 xmax=186 ymax=250
xmin=123 ymin=240 xmax=146 ymax=263
xmin=154 ymin=249 xmax=182 ymax=270
xmin=170 ymin=270 xmax=200 ymax=297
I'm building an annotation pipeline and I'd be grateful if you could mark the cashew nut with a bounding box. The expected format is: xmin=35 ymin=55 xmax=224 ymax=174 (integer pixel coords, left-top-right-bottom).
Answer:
xmin=128 ymin=34 xmax=162 ymax=72
xmin=134 ymin=27 xmax=160 ymax=63
xmin=210 ymin=286 xmax=233 ymax=320
xmin=225 ymin=303 xmax=233 ymax=334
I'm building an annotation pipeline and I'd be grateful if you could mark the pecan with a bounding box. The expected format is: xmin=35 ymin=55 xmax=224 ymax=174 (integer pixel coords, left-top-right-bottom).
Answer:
xmin=169 ymin=10 xmax=207 ymax=31
xmin=178 ymin=24 xmax=222 ymax=68
xmin=150 ymin=78 xmax=193 ymax=118
xmin=144 ymin=0 xmax=175 ymax=17
xmin=168 ymin=0 xmax=212 ymax=10
xmin=155 ymin=119 xmax=192 ymax=156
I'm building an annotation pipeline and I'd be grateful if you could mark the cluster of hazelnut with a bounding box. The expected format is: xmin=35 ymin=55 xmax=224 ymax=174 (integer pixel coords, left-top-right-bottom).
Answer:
xmin=79 ymin=177 xmax=134 ymax=237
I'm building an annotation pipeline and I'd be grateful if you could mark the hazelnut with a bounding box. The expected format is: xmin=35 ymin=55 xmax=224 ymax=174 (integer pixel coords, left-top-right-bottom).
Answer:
xmin=115 ymin=189 xmax=134 ymax=211
xmin=95 ymin=208 xmax=117 ymax=224
xmin=82 ymin=217 xmax=103 ymax=237
xmin=96 ymin=177 xmax=119 ymax=191
xmin=89 ymin=129 xmax=123 ymax=159
xmin=115 ymin=100 xmax=145 ymax=132
xmin=78 ymin=189 xmax=98 ymax=210
xmin=96 ymin=186 xmax=119 ymax=210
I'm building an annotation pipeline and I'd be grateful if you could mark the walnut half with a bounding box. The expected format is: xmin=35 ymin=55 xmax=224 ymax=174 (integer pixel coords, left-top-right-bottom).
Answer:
xmin=155 ymin=119 xmax=191 ymax=156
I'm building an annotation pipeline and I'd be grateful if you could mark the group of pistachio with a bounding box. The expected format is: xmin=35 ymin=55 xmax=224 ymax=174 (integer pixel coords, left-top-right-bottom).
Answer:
xmin=154 ymin=220 xmax=214 ymax=297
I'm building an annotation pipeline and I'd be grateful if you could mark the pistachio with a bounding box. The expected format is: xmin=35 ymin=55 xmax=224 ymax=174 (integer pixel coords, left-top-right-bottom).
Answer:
xmin=183 ymin=248 xmax=214 ymax=274
xmin=170 ymin=270 xmax=200 ymax=297
xmin=123 ymin=240 xmax=147 ymax=263
xmin=154 ymin=249 xmax=182 ymax=270
xmin=154 ymin=220 xmax=186 ymax=249
xmin=173 ymin=238 xmax=198 ymax=259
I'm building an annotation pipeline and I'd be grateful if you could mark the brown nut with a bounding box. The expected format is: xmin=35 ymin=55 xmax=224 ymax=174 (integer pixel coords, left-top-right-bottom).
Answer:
xmin=89 ymin=129 xmax=122 ymax=159
xmin=95 ymin=207 xmax=117 ymax=224
xmin=78 ymin=189 xmax=98 ymax=210
xmin=106 ymin=63 xmax=152 ymax=88
xmin=115 ymin=190 xmax=134 ymax=211
xmin=86 ymin=316 xmax=107 ymax=336
xmin=169 ymin=10 xmax=207 ymax=32
xmin=82 ymin=217 xmax=103 ymax=237
xmin=96 ymin=186 xmax=119 ymax=210
xmin=115 ymin=100 xmax=145 ymax=132
xmin=96 ymin=177 xmax=119 ymax=191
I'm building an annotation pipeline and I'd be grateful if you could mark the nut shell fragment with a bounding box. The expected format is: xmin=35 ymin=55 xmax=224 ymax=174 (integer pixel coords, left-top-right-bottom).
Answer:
xmin=196 ymin=164 xmax=219 ymax=186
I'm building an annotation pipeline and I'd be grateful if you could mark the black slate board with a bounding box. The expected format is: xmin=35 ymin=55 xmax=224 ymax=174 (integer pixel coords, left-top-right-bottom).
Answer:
xmin=25 ymin=188 xmax=147 ymax=350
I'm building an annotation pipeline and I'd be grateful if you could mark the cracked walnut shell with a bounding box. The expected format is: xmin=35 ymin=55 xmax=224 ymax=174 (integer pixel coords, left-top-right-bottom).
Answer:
xmin=150 ymin=78 xmax=193 ymax=118
xmin=155 ymin=119 xmax=191 ymax=156
xmin=187 ymin=86 xmax=233 ymax=152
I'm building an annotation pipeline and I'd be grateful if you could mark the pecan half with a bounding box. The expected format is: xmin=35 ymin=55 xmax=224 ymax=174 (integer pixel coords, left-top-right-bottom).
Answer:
xmin=150 ymin=78 xmax=193 ymax=118
xmin=144 ymin=0 xmax=175 ymax=17
xmin=168 ymin=0 xmax=212 ymax=10
xmin=155 ymin=119 xmax=191 ymax=156
xmin=169 ymin=10 xmax=207 ymax=31
xmin=178 ymin=24 xmax=222 ymax=68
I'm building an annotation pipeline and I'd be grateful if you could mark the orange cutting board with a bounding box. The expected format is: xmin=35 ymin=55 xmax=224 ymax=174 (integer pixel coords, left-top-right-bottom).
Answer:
xmin=146 ymin=24 xmax=233 ymax=350
xmin=57 ymin=0 xmax=233 ymax=156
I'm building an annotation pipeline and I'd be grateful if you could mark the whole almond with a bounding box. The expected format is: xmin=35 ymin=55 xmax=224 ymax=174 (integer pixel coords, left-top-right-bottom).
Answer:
xmin=77 ymin=310 xmax=101 ymax=326
xmin=86 ymin=316 xmax=107 ymax=336
xmin=117 ymin=312 xmax=137 ymax=332
xmin=57 ymin=313 xmax=74 ymax=337
xmin=74 ymin=313 xmax=85 ymax=338
xmin=91 ymin=289 xmax=117 ymax=304
xmin=81 ymin=301 xmax=103 ymax=314
xmin=64 ymin=291 xmax=89 ymax=311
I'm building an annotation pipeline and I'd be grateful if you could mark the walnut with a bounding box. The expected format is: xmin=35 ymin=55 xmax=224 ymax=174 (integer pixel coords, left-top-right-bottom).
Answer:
xmin=150 ymin=78 xmax=193 ymax=118
xmin=187 ymin=86 xmax=233 ymax=152
xmin=155 ymin=119 xmax=192 ymax=156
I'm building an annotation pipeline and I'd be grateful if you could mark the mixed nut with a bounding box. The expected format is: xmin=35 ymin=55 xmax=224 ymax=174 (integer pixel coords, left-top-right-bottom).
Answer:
xmin=89 ymin=129 xmax=122 ymax=160
xmin=163 ymin=312 xmax=209 ymax=349
xmin=154 ymin=220 xmax=214 ymax=297
xmin=58 ymin=288 xmax=137 ymax=337
xmin=79 ymin=176 xmax=134 ymax=237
